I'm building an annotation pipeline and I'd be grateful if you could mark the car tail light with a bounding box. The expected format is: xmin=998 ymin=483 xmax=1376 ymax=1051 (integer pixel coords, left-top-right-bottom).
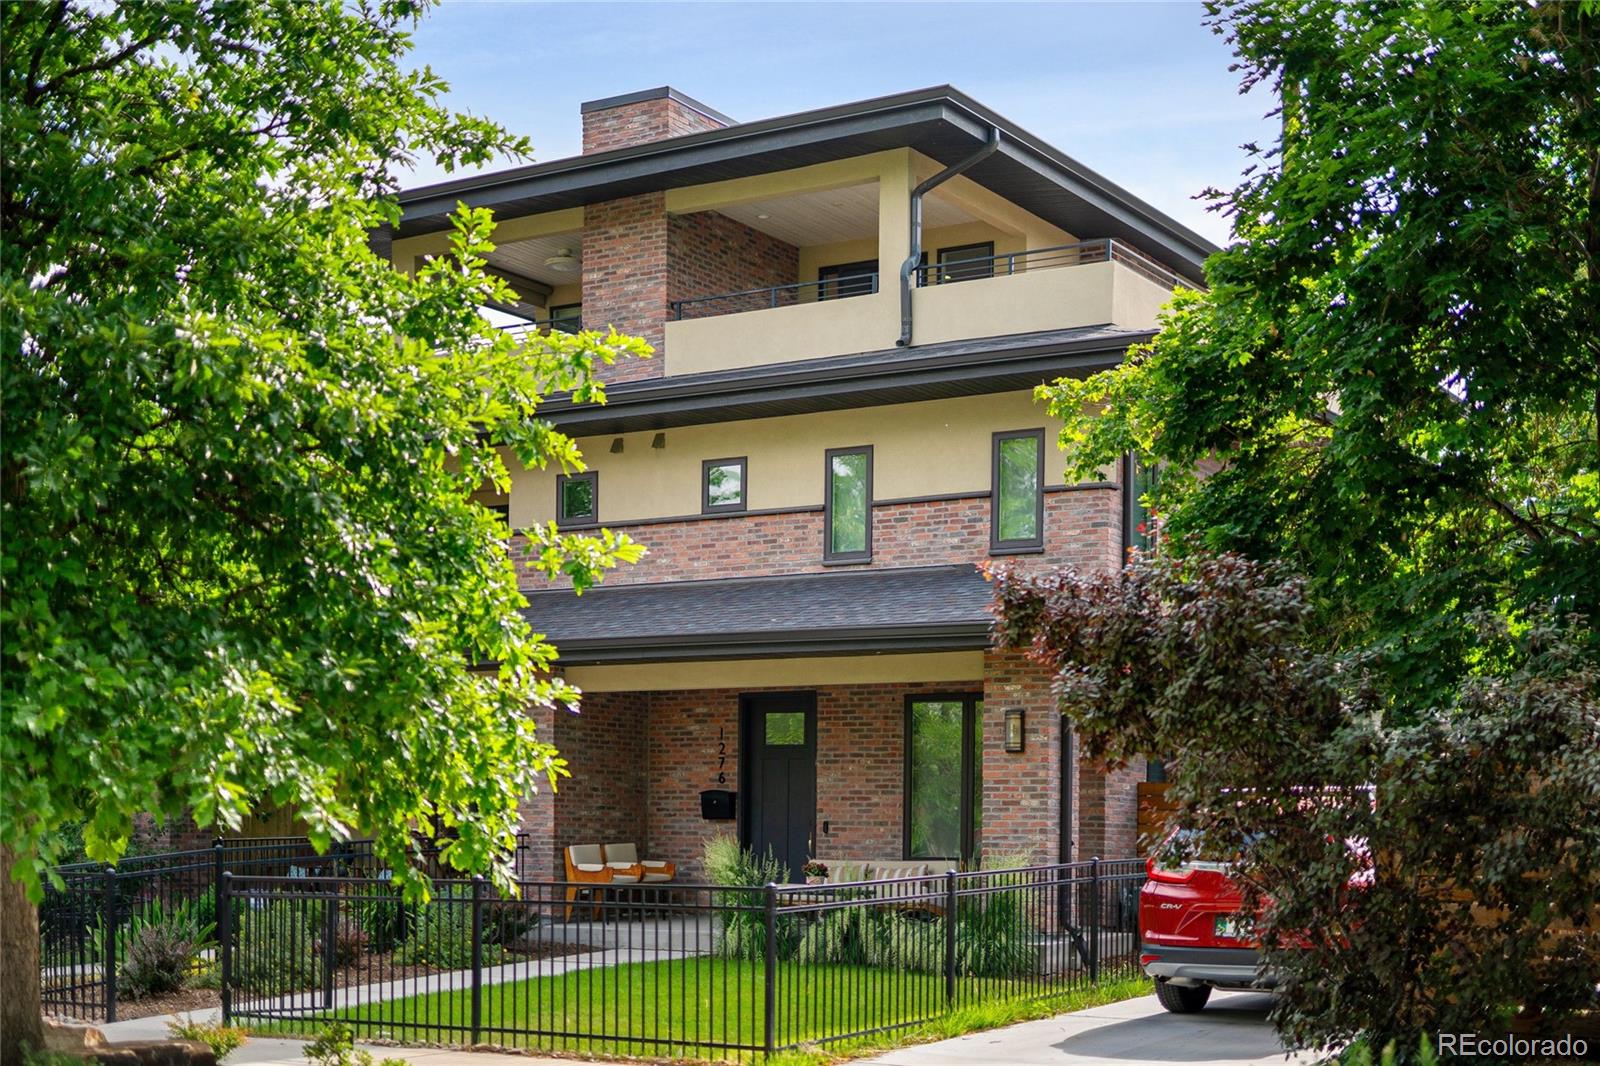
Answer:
xmin=1139 ymin=953 xmax=1161 ymax=965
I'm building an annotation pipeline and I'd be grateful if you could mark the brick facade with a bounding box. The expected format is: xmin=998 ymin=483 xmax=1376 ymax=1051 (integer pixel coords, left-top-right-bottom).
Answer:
xmin=667 ymin=210 xmax=799 ymax=312
xmin=980 ymin=650 xmax=1065 ymax=865
xmin=582 ymin=94 xmax=728 ymax=155
xmin=514 ymin=487 xmax=1122 ymax=592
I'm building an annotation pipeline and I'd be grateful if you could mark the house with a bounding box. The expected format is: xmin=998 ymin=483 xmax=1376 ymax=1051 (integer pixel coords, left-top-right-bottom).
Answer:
xmin=379 ymin=86 xmax=1213 ymax=883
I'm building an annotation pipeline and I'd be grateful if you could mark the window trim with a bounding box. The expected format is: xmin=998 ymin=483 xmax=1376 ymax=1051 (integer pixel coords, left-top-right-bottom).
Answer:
xmin=548 ymin=302 xmax=582 ymax=334
xmin=822 ymin=445 xmax=873 ymax=564
xmin=902 ymin=692 xmax=983 ymax=864
xmin=934 ymin=241 xmax=996 ymax=283
xmin=556 ymin=470 xmax=599 ymax=528
xmin=990 ymin=428 xmax=1045 ymax=554
xmin=701 ymin=456 xmax=749 ymax=514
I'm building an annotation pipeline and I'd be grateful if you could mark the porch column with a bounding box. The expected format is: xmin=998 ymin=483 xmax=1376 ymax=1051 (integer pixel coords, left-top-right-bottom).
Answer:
xmin=980 ymin=650 xmax=1064 ymax=865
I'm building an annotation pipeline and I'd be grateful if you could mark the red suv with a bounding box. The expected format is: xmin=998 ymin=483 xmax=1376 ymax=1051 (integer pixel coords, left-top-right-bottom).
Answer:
xmin=1138 ymin=830 xmax=1273 ymax=1013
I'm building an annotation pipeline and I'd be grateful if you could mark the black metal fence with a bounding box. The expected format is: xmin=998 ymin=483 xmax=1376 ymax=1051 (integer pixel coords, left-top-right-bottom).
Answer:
xmin=39 ymin=834 xmax=534 ymax=1023
xmin=218 ymin=857 xmax=1145 ymax=1061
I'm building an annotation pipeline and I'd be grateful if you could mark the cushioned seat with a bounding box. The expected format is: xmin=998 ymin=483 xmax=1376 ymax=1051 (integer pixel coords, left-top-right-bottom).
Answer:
xmin=603 ymin=842 xmax=676 ymax=883
xmin=562 ymin=844 xmax=614 ymax=920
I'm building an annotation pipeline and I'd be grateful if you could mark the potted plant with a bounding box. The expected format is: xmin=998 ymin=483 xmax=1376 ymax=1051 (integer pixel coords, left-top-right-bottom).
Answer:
xmin=801 ymin=859 xmax=829 ymax=886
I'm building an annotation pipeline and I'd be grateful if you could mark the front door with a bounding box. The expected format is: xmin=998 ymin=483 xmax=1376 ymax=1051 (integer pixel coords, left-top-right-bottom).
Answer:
xmin=740 ymin=693 xmax=817 ymax=882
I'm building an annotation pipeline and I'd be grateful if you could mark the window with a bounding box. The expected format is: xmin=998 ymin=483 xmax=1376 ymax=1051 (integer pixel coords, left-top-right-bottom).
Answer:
xmin=991 ymin=429 xmax=1044 ymax=552
xmin=556 ymin=471 xmax=597 ymax=526
xmin=765 ymin=712 xmax=806 ymax=746
xmin=1125 ymin=453 xmax=1160 ymax=554
xmin=934 ymin=242 xmax=995 ymax=284
xmin=816 ymin=260 xmax=878 ymax=301
xmin=824 ymin=446 xmax=872 ymax=562
xmin=905 ymin=695 xmax=983 ymax=862
xmin=702 ymin=457 xmax=747 ymax=513
xmin=548 ymin=303 xmax=582 ymax=334
xmin=486 ymin=503 xmax=510 ymax=527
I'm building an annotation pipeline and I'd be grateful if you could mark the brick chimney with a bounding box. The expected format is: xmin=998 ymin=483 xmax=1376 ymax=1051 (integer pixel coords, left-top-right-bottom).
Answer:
xmin=580 ymin=87 xmax=733 ymax=154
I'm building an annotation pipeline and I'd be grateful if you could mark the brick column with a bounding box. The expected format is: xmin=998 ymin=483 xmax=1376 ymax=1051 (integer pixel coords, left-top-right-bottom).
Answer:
xmin=581 ymin=193 xmax=668 ymax=382
xmin=980 ymin=650 xmax=1064 ymax=865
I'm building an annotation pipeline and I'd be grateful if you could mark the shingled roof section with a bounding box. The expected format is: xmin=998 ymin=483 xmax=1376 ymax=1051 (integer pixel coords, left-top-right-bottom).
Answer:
xmin=522 ymin=564 xmax=996 ymax=664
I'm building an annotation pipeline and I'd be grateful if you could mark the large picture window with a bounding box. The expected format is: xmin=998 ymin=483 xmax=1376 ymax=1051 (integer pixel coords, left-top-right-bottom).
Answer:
xmin=824 ymin=446 xmax=872 ymax=562
xmin=991 ymin=429 xmax=1044 ymax=552
xmin=905 ymin=695 xmax=983 ymax=862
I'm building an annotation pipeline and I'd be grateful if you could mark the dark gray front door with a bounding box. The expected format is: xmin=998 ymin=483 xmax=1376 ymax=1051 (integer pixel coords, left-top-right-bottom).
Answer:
xmin=740 ymin=692 xmax=817 ymax=882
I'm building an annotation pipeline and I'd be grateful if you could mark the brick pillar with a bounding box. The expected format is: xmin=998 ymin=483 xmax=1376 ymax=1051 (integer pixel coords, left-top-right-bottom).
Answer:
xmin=581 ymin=193 xmax=668 ymax=382
xmin=1077 ymin=755 xmax=1145 ymax=860
xmin=980 ymin=650 xmax=1063 ymax=865
xmin=517 ymin=699 xmax=559 ymax=881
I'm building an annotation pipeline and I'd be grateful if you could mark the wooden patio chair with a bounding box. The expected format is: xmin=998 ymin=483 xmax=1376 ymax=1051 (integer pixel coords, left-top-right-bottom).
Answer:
xmin=563 ymin=843 xmax=613 ymax=920
xmin=602 ymin=842 xmax=676 ymax=883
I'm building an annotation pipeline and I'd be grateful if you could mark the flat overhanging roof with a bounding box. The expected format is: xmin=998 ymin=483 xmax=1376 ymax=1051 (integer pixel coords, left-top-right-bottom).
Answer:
xmin=387 ymin=86 xmax=1215 ymax=285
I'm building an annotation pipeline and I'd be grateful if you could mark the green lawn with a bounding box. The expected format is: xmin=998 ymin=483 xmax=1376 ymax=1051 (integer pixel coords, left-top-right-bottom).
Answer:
xmin=247 ymin=956 xmax=1118 ymax=1061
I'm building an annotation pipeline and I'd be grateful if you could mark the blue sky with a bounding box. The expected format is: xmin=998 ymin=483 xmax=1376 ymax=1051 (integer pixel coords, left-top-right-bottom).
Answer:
xmin=404 ymin=2 xmax=1276 ymax=245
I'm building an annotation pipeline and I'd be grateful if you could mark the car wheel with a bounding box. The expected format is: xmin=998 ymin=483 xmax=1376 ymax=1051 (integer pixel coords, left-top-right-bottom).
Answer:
xmin=1155 ymin=979 xmax=1212 ymax=1013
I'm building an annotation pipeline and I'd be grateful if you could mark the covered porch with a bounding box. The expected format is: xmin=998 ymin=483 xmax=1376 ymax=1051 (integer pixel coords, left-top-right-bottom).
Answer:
xmin=517 ymin=566 xmax=1142 ymax=885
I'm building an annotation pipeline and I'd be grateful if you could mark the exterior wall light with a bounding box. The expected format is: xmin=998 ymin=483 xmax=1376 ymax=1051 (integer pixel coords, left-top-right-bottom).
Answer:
xmin=609 ymin=437 xmax=624 ymax=453
xmin=651 ymin=432 xmax=667 ymax=450
xmin=1004 ymin=708 xmax=1026 ymax=753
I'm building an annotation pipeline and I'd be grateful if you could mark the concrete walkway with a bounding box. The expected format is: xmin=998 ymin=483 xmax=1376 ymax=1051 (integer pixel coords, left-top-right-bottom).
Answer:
xmin=861 ymin=991 xmax=1312 ymax=1066
xmin=101 ymin=989 xmax=1310 ymax=1066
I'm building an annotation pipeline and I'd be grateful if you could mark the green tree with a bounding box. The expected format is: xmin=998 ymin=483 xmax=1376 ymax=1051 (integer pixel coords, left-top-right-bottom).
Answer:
xmin=0 ymin=2 xmax=644 ymax=1058
xmin=1045 ymin=0 xmax=1599 ymax=716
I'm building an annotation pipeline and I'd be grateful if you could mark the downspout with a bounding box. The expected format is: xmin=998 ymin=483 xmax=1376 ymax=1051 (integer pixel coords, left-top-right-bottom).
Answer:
xmin=897 ymin=126 xmax=1001 ymax=347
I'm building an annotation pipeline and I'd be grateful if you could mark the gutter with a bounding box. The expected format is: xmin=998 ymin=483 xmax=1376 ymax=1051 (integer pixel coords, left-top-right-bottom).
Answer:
xmin=897 ymin=126 xmax=1002 ymax=346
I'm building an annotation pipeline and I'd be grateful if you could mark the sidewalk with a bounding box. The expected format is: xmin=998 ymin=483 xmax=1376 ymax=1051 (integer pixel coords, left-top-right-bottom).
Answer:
xmin=100 ymin=990 xmax=1311 ymax=1066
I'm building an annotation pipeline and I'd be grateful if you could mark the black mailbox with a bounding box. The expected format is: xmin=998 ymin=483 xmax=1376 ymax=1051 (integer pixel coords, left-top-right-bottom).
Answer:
xmin=699 ymin=789 xmax=736 ymax=821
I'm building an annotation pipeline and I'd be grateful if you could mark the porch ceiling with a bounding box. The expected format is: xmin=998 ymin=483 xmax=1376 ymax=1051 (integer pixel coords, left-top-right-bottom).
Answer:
xmin=523 ymin=565 xmax=995 ymax=664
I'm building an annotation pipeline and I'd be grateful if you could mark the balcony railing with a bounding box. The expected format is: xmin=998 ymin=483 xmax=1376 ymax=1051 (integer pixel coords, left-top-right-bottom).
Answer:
xmin=669 ymin=273 xmax=880 ymax=321
xmin=500 ymin=316 xmax=582 ymax=339
xmin=914 ymin=238 xmax=1183 ymax=291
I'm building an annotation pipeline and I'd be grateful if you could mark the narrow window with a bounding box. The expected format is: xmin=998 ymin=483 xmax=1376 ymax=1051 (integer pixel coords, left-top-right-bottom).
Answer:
xmin=556 ymin=471 xmax=597 ymax=527
xmin=935 ymin=241 xmax=995 ymax=284
xmin=548 ymin=303 xmax=582 ymax=334
xmin=1125 ymin=453 xmax=1160 ymax=554
xmin=702 ymin=457 xmax=747 ymax=514
xmin=486 ymin=503 xmax=510 ymax=527
xmin=905 ymin=696 xmax=983 ymax=863
xmin=823 ymin=446 xmax=872 ymax=562
xmin=991 ymin=429 xmax=1044 ymax=553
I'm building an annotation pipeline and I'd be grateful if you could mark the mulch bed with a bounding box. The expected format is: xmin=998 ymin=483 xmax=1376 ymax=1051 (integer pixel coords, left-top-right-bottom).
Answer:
xmin=49 ymin=940 xmax=598 ymax=1024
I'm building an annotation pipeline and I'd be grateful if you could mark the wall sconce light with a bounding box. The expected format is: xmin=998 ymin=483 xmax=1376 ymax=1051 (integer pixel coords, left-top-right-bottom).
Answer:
xmin=609 ymin=437 xmax=624 ymax=454
xmin=651 ymin=432 xmax=667 ymax=450
xmin=1004 ymin=708 xmax=1026 ymax=753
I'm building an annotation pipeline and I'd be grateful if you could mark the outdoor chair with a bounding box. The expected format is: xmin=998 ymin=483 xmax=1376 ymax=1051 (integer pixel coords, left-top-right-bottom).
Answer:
xmin=602 ymin=842 xmax=676 ymax=883
xmin=562 ymin=843 xmax=614 ymax=920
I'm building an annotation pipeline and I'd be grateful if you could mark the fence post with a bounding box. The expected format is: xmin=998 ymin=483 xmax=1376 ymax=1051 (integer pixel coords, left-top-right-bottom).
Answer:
xmin=101 ymin=866 xmax=118 ymax=1023
xmin=321 ymin=867 xmax=337 ymax=1009
xmin=1088 ymin=857 xmax=1101 ymax=984
xmin=944 ymin=869 xmax=958 ymax=1007
xmin=470 ymin=875 xmax=485 ymax=1045
xmin=219 ymin=872 xmax=233 ymax=1024
xmin=762 ymin=883 xmax=777 ymax=1056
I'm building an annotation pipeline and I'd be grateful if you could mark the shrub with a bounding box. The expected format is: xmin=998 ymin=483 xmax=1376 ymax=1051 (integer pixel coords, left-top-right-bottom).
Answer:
xmin=120 ymin=919 xmax=202 ymax=998
xmin=304 ymin=1023 xmax=410 ymax=1066
xmin=350 ymin=885 xmax=413 ymax=953
xmin=324 ymin=919 xmax=369 ymax=968
xmin=394 ymin=885 xmax=503 ymax=970
xmin=701 ymin=835 xmax=796 ymax=960
xmin=167 ymin=1016 xmax=249 ymax=1061
xmin=90 ymin=895 xmax=215 ymax=966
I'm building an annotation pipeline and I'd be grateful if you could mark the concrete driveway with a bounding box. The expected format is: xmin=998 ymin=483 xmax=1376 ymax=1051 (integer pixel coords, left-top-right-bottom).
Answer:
xmin=862 ymin=991 xmax=1314 ymax=1066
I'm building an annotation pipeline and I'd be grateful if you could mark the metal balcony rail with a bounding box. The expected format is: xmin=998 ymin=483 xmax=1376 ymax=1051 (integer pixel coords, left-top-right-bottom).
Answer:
xmin=913 ymin=238 xmax=1184 ymax=291
xmin=669 ymin=272 xmax=880 ymax=321
xmin=499 ymin=316 xmax=583 ymax=339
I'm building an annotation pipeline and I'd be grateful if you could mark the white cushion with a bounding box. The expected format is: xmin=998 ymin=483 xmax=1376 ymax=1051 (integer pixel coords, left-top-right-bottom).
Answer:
xmin=604 ymin=842 xmax=640 ymax=864
xmin=642 ymin=871 xmax=673 ymax=882
xmin=611 ymin=873 xmax=641 ymax=884
xmin=640 ymin=860 xmax=669 ymax=868
xmin=574 ymin=863 xmax=606 ymax=873
xmin=606 ymin=861 xmax=637 ymax=870
xmin=568 ymin=844 xmax=604 ymax=865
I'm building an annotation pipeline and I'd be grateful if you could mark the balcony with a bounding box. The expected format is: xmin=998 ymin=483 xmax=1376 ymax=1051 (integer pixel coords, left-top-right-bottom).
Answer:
xmin=661 ymin=239 xmax=1181 ymax=376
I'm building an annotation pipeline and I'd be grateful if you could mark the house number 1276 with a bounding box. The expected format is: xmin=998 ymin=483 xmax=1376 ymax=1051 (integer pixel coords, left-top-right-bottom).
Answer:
xmin=717 ymin=726 xmax=727 ymax=785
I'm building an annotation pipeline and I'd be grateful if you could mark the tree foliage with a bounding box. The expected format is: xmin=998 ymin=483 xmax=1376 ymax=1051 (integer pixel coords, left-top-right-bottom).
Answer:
xmin=1 ymin=0 xmax=647 ymax=898
xmin=992 ymin=555 xmax=1600 ymax=1056
xmin=1042 ymin=0 xmax=1600 ymax=716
